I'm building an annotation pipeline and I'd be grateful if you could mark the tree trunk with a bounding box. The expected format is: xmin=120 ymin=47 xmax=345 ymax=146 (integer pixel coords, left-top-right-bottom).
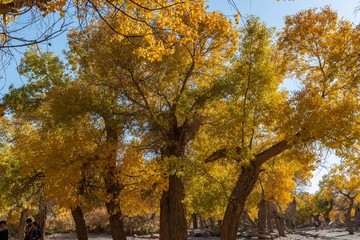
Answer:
xmin=106 ymin=200 xmax=127 ymax=240
xmin=34 ymin=196 xmax=47 ymax=240
xmin=268 ymin=201 xmax=285 ymax=237
xmin=71 ymin=206 xmax=88 ymax=240
xmin=18 ymin=209 xmax=29 ymax=240
xmin=345 ymin=198 xmax=355 ymax=235
xmin=258 ymin=198 xmax=267 ymax=235
xmin=285 ymin=197 xmax=296 ymax=231
xmin=192 ymin=213 xmax=198 ymax=229
xmin=274 ymin=215 xmax=285 ymax=237
xmin=220 ymin=139 xmax=291 ymax=240
xmin=104 ymin=125 xmax=127 ymax=240
xmin=159 ymin=122 xmax=197 ymax=240
xmin=220 ymin=163 xmax=262 ymax=240
xmin=266 ymin=202 xmax=274 ymax=233
xmin=160 ymin=174 xmax=187 ymax=240
xmin=242 ymin=211 xmax=257 ymax=229
xmin=354 ymin=204 xmax=360 ymax=229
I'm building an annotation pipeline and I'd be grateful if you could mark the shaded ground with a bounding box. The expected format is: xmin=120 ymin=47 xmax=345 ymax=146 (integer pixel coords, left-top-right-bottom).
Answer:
xmin=46 ymin=227 xmax=360 ymax=239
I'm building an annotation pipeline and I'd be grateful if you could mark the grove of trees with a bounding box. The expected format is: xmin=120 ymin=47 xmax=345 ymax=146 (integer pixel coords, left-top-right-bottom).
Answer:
xmin=1 ymin=1 xmax=360 ymax=240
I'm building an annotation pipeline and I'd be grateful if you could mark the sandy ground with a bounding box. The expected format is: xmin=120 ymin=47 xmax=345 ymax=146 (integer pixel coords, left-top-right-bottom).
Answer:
xmin=46 ymin=227 xmax=360 ymax=239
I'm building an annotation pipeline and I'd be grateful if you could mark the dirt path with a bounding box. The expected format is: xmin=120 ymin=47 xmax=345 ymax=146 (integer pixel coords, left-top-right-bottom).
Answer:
xmin=46 ymin=227 xmax=360 ymax=239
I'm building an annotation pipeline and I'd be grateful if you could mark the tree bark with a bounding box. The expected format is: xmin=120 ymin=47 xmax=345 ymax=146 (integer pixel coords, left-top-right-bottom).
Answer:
xmin=34 ymin=196 xmax=47 ymax=240
xmin=354 ymin=204 xmax=360 ymax=229
xmin=106 ymin=200 xmax=127 ymax=240
xmin=160 ymin=174 xmax=187 ymax=240
xmin=18 ymin=208 xmax=29 ymax=240
xmin=266 ymin=201 xmax=274 ymax=233
xmin=104 ymin=125 xmax=127 ymax=240
xmin=159 ymin=117 xmax=201 ymax=240
xmin=270 ymin=202 xmax=285 ymax=237
xmin=285 ymin=197 xmax=296 ymax=231
xmin=258 ymin=198 xmax=267 ymax=235
xmin=345 ymin=198 xmax=355 ymax=235
xmin=220 ymin=139 xmax=291 ymax=240
xmin=220 ymin=163 xmax=262 ymax=240
xmin=71 ymin=206 xmax=88 ymax=240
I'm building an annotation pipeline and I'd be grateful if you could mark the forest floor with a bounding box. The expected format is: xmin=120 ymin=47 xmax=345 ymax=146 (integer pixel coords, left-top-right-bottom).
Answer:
xmin=45 ymin=226 xmax=360 ymax=239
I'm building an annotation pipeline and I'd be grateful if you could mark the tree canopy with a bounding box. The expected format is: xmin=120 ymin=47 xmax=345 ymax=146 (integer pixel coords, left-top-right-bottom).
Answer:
xmin=1 ymin=3 xmax=360 ymax=240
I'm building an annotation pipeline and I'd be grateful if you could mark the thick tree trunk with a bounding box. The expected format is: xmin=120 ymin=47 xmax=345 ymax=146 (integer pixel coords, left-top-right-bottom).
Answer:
xmin=258 ymin=198 xmax=267 ymax=235
xmin=220 ymin=139 xmax=291 ymax=240
xmin=18 ymin=209 xmax=29 ymax=240
xmin=160 ymin=174 xmax=187 ymax=240
xmin=159 ymin=119 xmax=199 ymax=240
xmin=71 ymin=206 xmax=88 ymax=240
xmin=104 ymin=125 xmax=127 ymax=240
xmin=220 ymin=163 xmax=262 ymax=240
xmin=34 ymin=196 xmax=47 ymax=240
xmin=106 ymin=200 xmax=127 ymax=240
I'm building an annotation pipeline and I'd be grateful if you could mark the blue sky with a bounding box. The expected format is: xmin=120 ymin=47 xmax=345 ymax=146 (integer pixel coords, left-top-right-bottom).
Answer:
xmin=3 ymin=0 xmax=359 ymax=92
xmin=209 ymin=0 xmax=359 ymax=27
xmin=2 ymin=0 xmax=359 ymax=193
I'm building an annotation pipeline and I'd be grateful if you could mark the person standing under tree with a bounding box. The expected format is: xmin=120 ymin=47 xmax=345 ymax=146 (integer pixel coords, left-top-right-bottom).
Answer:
xmin=24 ymin=218 xmax=33 ymax=240
xmin=31 ymin=222 xmax=42 ymax=240
xmin=0 ymin=220 xmax=8 ymax=240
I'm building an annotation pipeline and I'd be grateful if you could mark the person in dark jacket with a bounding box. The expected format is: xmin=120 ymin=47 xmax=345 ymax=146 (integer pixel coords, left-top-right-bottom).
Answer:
xmin=24 ymin=218 xmax=33 ymax=240
xmin=31 ymin=222 xmax=42 ymax=240
xmin=0 ymin=220 xmax=8 ymax=240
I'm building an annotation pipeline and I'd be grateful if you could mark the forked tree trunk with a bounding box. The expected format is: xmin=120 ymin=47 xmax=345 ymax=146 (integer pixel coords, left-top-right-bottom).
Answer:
xmin=104 ymin=125 xmax=126 ymax=240
xmin=160 ymin=174 xmax=187 ymax=240
xmin=158 ymin=112 xmax=202 ymax=239
xmin=242 ymin=211 xmax=257 ymax=229
xmin=258 ymin=198 xmax=267 ymax=235
xmin=220 ymin=163 xmax=262 ymax=240
xmin=71 ymin=206 xmax=88 ymax=240
xmin=269 ymin=202 xmax=285 ymax=237
xmin=274 ymin=215 xmax=285 ymax=237
xmin=220 ymin=139 xmax=290 ymax=240
xmin=159 ymin=120 xmax=200 ymax=240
